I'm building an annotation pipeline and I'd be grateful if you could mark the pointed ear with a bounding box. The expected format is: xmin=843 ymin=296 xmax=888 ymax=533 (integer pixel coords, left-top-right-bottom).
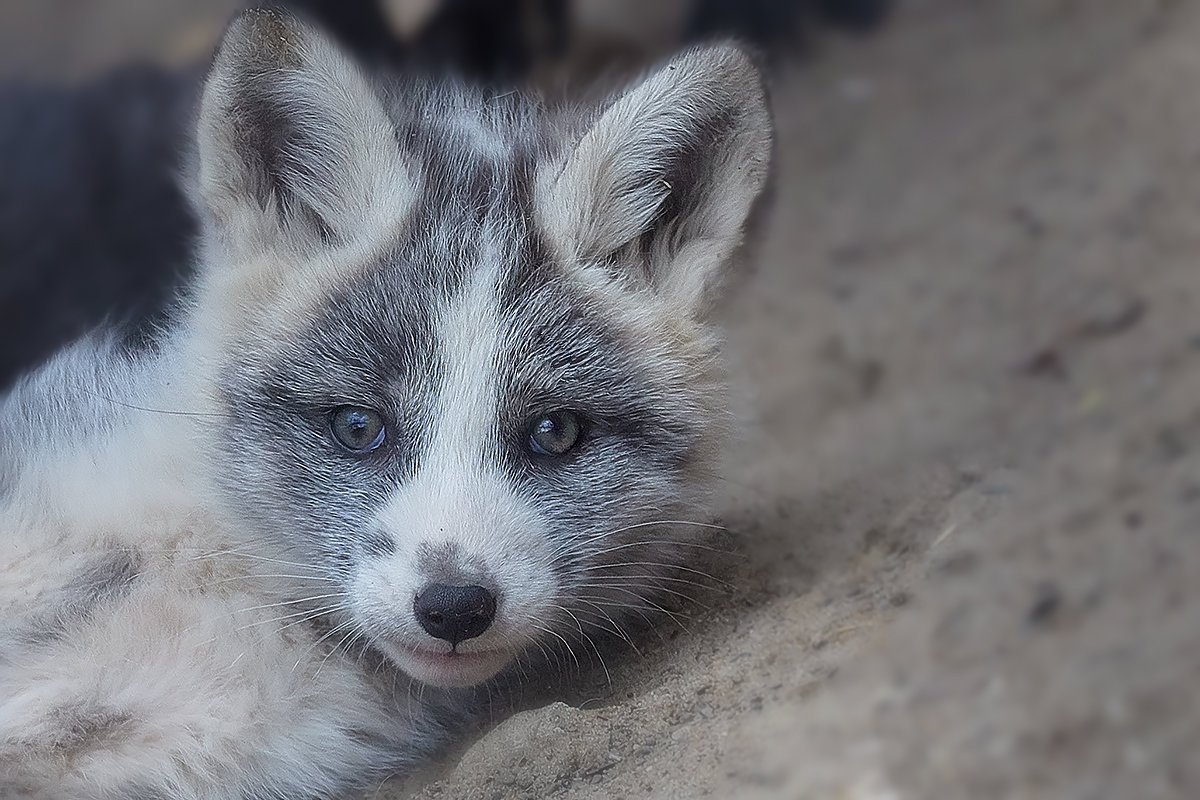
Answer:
xmin=538 ymin=45 xmax=772 ymax=316
xmin=195 ymin=9 xmax=416 ymax=259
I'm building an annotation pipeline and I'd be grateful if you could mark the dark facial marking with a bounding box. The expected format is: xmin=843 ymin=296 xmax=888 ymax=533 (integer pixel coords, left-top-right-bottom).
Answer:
xmin=496 ymin=273 xmax=700 ymax=475
xmin=415 ymin=541 xmax=495 ymax=590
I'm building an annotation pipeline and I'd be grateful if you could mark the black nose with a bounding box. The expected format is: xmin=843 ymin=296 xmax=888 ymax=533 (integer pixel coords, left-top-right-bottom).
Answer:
xmin=413 ymin=584 xmax=497 ymax=645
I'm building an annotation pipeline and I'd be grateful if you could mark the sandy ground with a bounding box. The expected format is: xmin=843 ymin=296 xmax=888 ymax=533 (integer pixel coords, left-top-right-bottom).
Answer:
xmin=5 ymin=0 xmax=1199 ymax=797
xmin=389 ymin=1 xmax=1200 ymax=797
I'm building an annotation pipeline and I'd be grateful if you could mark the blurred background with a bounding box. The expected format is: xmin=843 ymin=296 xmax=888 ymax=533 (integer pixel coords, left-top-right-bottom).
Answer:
xmin=2 ymin=1 xmax=1197 ymax=799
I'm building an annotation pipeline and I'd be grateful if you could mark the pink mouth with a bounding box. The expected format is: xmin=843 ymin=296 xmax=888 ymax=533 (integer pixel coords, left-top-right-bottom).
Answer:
xmin=386 ymin=642 xmax=512 ymax=688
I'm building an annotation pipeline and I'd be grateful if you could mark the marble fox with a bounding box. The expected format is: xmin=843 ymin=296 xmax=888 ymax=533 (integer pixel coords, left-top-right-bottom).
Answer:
xmin=0 ymin=9 xmax=770 ymax=798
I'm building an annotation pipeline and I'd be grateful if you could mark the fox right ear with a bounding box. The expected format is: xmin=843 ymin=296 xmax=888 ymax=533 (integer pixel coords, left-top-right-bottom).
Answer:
xmin=196 ymin=10 xmax=416 ymax=260
xmin=537 ymin=45 xmax=772 ymax=318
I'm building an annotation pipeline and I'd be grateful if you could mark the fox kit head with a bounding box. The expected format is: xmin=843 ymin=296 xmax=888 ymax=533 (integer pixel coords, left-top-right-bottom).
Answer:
xmin=190 ymin=10 xmax=770 ymax=688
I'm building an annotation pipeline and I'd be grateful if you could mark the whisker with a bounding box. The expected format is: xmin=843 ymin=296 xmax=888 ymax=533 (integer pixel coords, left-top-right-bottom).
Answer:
xmin=315 ymin=621 xmax=364 ymax=679
xmin=276 ymin=608 xmax=344 ymax=637
xmin=547 ymin=521 xmax=730 ymax=555
xmin=542 ymin=518 xmax=731 ymax=560
xmin=206 ymin=573 xmax=340 ymax=586
xmin=577 ymin=561 xmax=733 ymax=588
xmin=573 ymin=539 xmax=743 ymax=559
xmin=574 ymin=571 xmax=728 ymax=594
xmin=574 ymin=596 xmax=672 ymax=636
xmin=186 ymin=549 xmax=332 ymax=573
xmin=529 ymin=626 xmax=569 ymax=676
xmin=301 ymin=619 xmax=357 ymax=674
xmin=233 ymin=592 xmax=349 ymax=615
xmin=599 ymin=519 xmax=730 ymax=537
xmin=544 ymin=611 xmax=585 ymax=674
xmin=230 ymin=604 xmax=343 ymax=634
xmin=76 ymin=387 xmax=230 ymax=419
xmin=573 ymin=591 xmax=694 ymax=632
xmin=571 ymin=602 xmax=643 ymax=656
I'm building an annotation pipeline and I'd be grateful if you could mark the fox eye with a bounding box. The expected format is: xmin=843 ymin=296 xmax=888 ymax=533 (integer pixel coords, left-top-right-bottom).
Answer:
xmin=528 ymin=410 xmax=584 ymax=456
xmin=329 ymin=406 xmax=386 ymax=453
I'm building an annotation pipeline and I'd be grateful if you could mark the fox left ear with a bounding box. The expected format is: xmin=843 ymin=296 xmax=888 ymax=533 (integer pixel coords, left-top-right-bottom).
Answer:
xmin=538 ymin=45 xmax=772 ymax=316
xmin=195 ymin=9 xmax=415 ymax=261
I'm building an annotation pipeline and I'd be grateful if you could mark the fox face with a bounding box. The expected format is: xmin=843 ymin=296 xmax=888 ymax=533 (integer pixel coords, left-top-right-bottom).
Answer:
xmin=191 ymin=10 xmax=770 ymax=688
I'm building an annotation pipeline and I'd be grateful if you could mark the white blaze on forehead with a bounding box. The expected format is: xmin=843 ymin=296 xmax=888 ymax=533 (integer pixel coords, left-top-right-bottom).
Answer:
xmin=384 ymin=222 xmax=507 ymax=539
xmin=431 ymin=225 xmax=506 ymax=470
xmin=355 ymin=222 xmax=558 ymax=651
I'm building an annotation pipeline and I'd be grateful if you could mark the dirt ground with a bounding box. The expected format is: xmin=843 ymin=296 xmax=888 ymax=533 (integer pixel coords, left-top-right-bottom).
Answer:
xmin=6 ymin=0 xmax=1199 ymax=797
xmin=391 ymin=1 xmax=1200 ymax=797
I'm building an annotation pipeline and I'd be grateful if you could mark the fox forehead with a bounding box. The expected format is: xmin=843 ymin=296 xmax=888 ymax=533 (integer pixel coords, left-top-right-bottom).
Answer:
xmin=228 ymin=225 xmax=692 ymax=461
xmin=221 ymin=92 xmax=620 ymax=384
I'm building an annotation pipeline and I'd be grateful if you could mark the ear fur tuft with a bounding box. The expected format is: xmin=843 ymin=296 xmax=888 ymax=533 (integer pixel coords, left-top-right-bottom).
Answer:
xmin=195 ymin=9 xmax=416 ymax=259
xmin=538 ymin=45 xmax=772 ymax=315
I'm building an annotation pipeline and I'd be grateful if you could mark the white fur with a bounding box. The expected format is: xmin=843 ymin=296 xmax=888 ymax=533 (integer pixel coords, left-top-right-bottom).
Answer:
xmin=0 ymin=339 xmax=443 ymax=798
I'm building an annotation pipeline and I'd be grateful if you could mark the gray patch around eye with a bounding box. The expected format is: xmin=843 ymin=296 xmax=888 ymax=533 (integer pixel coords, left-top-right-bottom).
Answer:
xmin=9 ymin=547 xmax=141 ymax=647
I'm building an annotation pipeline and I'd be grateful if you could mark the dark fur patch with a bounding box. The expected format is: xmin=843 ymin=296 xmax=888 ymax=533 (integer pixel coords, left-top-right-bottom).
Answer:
xmin=651 ymin=110 xmax=737 ymax=236
xmin=65 ymin=546 xmax=142 ymax=602
xmin=224 ymin=62 xmax=337 ymax=238
xmin=40 ymin=702 xmax=137 ymax=760
xmin=415 ymin=541 xmax=495 ymax=590
xmin=496 ymin=270 xmax=700 ymax=473
xmin=17 ymin=547 xmax=141 ymax=646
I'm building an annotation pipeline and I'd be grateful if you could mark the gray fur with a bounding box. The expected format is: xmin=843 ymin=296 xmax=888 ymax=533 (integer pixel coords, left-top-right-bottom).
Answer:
xmin=1 ymin=9 xmax=770 ymax=797
xmin=10 ymin=547 xmax=141 ymax=647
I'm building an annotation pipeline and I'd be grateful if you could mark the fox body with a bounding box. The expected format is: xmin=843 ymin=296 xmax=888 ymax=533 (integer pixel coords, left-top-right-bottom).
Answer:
xmin=0 ymin=10 xmax=770 ymax=798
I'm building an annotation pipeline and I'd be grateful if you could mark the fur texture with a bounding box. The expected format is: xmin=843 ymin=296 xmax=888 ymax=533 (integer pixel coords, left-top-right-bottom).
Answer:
xmin=0 ymin=10 xmax=770 ymax=798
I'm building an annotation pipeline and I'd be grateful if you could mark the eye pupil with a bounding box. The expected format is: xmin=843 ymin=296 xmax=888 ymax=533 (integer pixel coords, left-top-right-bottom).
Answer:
xmin=528 ymin=410 xmax=582 ymax=456
xmin=330 ymin=406 xmax=386 ymax=453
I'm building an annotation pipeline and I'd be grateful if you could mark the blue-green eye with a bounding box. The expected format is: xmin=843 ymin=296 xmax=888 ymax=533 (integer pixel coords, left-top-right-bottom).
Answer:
xmin=528 ymin=410 xmax=583 ymax=456
xmin=329 ymin=406 xmax=386 ymax=453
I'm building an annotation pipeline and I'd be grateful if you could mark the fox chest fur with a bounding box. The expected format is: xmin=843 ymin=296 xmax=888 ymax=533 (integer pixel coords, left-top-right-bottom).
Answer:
xmin=0 ymin=10 xmax=770 ymax=799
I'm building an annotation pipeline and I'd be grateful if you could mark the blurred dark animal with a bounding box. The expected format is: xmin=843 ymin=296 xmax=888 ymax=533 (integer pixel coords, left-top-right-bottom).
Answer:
xmin=284 ymin=0 xmax=570 ymax=84
xmin=291 ymin=0 xmax=895 ymax=75
xmin=0 ymin=67 xmax=196 ymax=390
xmin=690 ymin=0 xmax=893 ymax=42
